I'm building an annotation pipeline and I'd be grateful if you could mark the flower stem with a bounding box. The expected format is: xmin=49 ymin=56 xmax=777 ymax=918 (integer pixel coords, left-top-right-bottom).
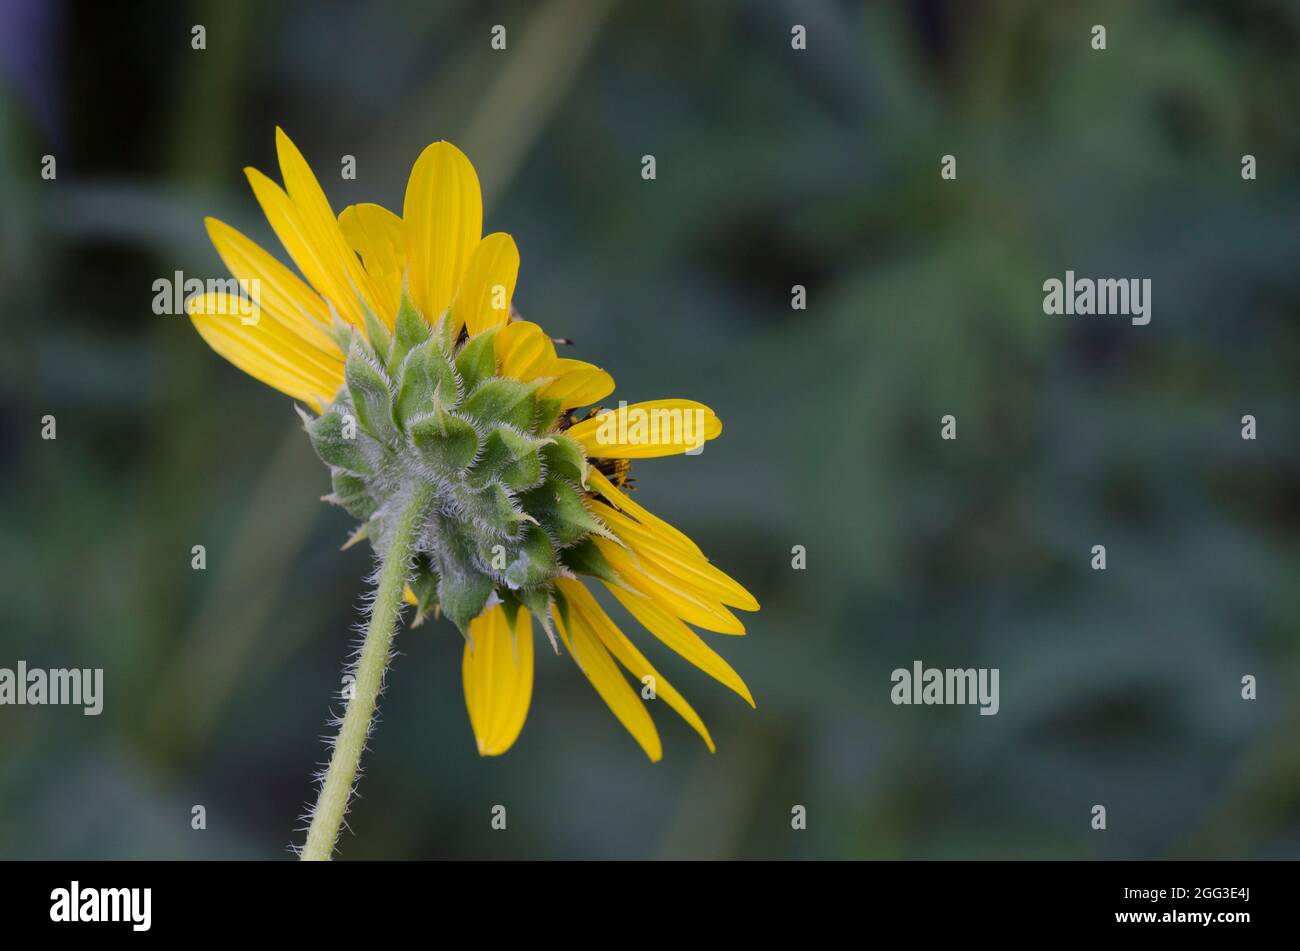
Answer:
xmin=301 ymin=482 xmax=433 ymax=861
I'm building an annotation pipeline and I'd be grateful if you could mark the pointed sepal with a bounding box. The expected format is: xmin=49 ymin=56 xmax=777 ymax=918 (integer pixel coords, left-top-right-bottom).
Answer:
xmin=559 ymin=536 xmax=620 ymax=584
xmin=520 ymin=477 xmax=610 ymax=547
xmin=345 ymin=336 xmax=399 ymax=446
xmin=437 ymin=570 xmax=494 ymax=635
xmin=388 ymin=291 xmax=431 ymax=372
xmin=473 ymin=425 xmax=553 ymax=490
xmin=533 ymin=396 xmax=565 ymax=433
xmin=408 ymin=402 xmax=480 ymax=471
xmin=516 ymin=586 xmax=559 ymax=654
xmin=454 ymin=329 xmax=498 ymax=393
xmin=460 ymin=377 xmax=539 ymax=431
xmin=470 ymin=482 xmax=537 ymax=537
xmin=395 ymin=336 xmax=458 ymax=427
xmin=329 ymin=470 xmax=377 ymax=520
xmin=502 ymin=524 xmax=558 ymax=589
xmin=409 ymin=553 xmax=441 ymax=624
xmin=308 ymin=409 xmax=374 ymax=475
xmin=360 ymin=303 xmax=393 ymax=367
xmin=541 ymin=434 xmax=588 ymax=485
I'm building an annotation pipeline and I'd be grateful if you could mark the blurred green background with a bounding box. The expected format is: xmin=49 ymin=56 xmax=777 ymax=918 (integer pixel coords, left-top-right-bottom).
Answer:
xmin=1 ymin=0 xmax=1298 ymax=859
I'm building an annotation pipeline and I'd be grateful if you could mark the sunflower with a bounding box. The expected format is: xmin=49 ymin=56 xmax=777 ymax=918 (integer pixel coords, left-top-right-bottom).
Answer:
xmin=188 ymin=129 xmax=758 ymax=849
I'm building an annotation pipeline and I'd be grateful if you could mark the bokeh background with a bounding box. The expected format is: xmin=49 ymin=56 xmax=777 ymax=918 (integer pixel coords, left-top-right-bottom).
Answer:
xmin=1 ymin=0 xmax=1298 ymax=859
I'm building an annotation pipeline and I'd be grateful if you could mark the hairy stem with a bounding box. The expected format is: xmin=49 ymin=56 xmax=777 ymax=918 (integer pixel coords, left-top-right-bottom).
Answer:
xmin=301 ymin=482 xmax=433 ymax=861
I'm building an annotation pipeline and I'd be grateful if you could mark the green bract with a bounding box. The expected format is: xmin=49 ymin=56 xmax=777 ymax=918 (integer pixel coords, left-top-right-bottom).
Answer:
xmin=305 ymin=296 xmax=611 ymax=636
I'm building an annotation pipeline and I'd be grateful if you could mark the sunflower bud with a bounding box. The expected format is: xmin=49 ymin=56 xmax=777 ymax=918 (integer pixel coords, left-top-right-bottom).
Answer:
xmin=310 ymin=323 xmax=613 ymax=638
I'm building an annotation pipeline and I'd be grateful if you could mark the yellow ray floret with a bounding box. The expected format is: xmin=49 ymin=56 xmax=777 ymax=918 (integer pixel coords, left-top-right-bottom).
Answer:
xmin=450 ymin=232 xmax=519 ymax=337
xmin=272 ymin=128 xmax=388 ymax=325
xmin=540 ymin=361 xmax=616 ymax=410
xmin=203 ymin=217 xmax=337 ymax=353
xmin=568 ymin=399 xmax=723 ymax=458
xmin=585 ymin=468 xmax=703 ymax=555
xmin=604 ymin=582 xmax=755 ymax=707
xmin=403 ymin=141 xmax=483 ymax=322
xmin=493 ymin=322 xmax=615 ymax=409
xmin=594 ymin=536 xmax=747 ymax=635
xmin=554 ymin=582 xmax=663 ymax=762
xmin=463 ymin=604 xmax=534 ymax=756
xmin=558 ymin=579 xmax=715 ymax=755
xmin=602 ymin=506 xmax=759 ymax=611
xmin=338 ymin=202 xmax=406 ymax=318
xmin=186 ymin=292 xmax=342 ymax=410
xmin=245 ymin=164 xmax=376 ymax=333
xmin=494 ymin=320 xmax=557 ymax=381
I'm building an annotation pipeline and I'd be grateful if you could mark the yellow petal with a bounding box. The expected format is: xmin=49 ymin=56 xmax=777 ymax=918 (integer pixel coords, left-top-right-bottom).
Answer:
xmin=541 ymin=366 xmax=615 ymax=410
xmin=595 ymin=537 xmax=747 ymax=635
xmin=187 ymin=292 xmax=340 ymax=409
xmin=494 ymin=320 xmax=557 ymax=382
xmin=550 ymin=357 xmax=597 ymax=373
xmin=559 ymin=579 xmax=714 ymax=752
xmin=402 ymin=141 xmax=483 ymax=322
xmin=451 ymin=232 xmax=519 ymax=337
xmin=605 ymin=582 xmax=754 ymax=707
xmin=585 ymin=468 xmax=703 ymax=556
xmin=203 ymin=217 xmax=338 ymax=354
xmin=463 ymin=605 xmax=534 ymax=756
xmin=568 ymin=400 xmax=722 ymax=458
xmin=339 ymin=202 xmax=405 ymax=318
xmin=602 ymin=507 xmax=759 ymax=611
xmin=554 ymin=587 xmax=661 ymax=762
xmin=246 ymin=166 xmax=370 ymax=332
xmin=275 ymin=128 xmax=389 ymax=326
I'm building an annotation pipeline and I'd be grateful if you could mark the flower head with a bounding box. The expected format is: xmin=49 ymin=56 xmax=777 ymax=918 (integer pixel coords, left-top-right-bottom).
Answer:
xmin=189 ymin=129 xmax=758 ymax=760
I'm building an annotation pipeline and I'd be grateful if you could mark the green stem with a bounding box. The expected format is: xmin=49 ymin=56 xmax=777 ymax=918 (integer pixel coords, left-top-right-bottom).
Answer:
xmin=301 ymin=483 xmax=433 ymax=861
